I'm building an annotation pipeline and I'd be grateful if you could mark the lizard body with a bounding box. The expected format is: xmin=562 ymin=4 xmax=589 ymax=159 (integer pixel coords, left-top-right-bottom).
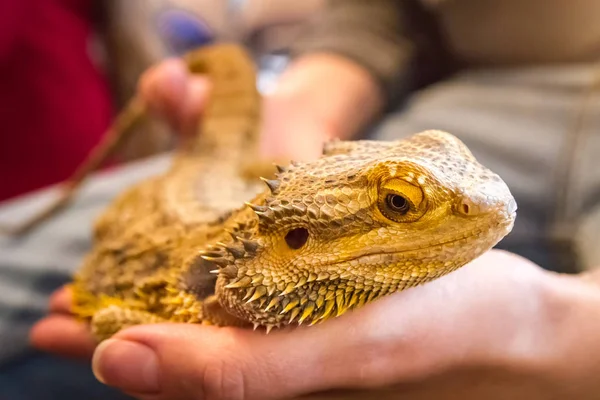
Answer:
xmin=69 ymin=43 xmax=517 ymax=340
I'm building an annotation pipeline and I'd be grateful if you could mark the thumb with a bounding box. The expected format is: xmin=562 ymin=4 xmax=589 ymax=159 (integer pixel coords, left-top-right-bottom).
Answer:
xmin=138 ymin=58 xmax=212 ymax=136
xmin=89 ymin=315 xmax=396 ymax=400
xmin=90 ymin=325 xmax=322 ymax=400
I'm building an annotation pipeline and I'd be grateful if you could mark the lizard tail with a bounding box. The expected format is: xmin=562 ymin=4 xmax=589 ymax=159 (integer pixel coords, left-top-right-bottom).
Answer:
xmin=1 ymin=43 xmax=260 ymax=236
xmin=177 ymin=43 xmax=261 ymax=159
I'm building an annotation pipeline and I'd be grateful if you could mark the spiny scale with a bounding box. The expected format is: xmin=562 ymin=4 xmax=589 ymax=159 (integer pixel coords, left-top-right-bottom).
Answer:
xmin=230 ymin=279 xmax=384 ymax=326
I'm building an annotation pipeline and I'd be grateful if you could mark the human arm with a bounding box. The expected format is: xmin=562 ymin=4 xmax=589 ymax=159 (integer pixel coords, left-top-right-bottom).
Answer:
xmin=261 ymin=0 xmax=413 ymax=160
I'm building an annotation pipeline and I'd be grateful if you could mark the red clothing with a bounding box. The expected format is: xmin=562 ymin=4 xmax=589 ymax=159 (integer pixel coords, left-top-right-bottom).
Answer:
xmin=0 ymin=0 xmax=113 ymax=201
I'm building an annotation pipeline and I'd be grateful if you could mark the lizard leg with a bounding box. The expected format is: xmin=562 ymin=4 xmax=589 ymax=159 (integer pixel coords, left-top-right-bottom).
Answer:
xmin=91 ymin=305 xmax=166 ymax=342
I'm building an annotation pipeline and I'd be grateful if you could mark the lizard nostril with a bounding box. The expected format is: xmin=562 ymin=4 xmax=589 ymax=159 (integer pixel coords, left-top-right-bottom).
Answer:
xmin=458 ymin=199 xmax=480 ymax=216
xmin=461 ymin=203 xmax=470 ymax=215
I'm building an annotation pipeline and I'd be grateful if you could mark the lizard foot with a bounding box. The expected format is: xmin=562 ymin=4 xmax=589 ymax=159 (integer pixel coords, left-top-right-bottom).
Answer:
xmin=91 ymin=305 xmax=166 ymax=342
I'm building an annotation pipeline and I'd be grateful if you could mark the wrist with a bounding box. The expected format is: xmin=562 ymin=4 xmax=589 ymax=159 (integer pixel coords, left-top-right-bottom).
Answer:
xmin=508 ymin=272 xmax=600 ymax=398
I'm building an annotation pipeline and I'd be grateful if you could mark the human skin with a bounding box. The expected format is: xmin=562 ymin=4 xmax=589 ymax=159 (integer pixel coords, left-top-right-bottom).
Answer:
xmin=30 ymin=55 xmax=600 ymax=400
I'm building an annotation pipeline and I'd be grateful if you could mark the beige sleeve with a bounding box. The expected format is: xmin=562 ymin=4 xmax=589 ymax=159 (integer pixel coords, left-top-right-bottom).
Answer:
xmin=290 ymin=0 xmax=414 ymax=108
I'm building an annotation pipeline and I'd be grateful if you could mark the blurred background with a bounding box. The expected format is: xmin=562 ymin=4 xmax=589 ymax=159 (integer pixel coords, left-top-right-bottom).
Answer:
xmin=0 ymin=0 xmax=323 ymax=203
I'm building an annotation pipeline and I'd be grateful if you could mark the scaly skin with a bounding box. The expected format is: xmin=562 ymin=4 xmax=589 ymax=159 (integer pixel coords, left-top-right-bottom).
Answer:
xmin=71 ymin=43 xmax=517 ymax=340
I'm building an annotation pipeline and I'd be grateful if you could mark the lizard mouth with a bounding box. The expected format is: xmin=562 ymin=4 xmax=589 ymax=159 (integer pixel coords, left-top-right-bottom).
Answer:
xmin=329 ymin=233 xmax=489 ymax=267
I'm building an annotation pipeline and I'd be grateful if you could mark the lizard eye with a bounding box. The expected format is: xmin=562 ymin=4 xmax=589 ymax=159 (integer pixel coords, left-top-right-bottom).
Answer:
xmin=377 ymin=178 xmax=426 ymax=223
xmin=285 ymin=228 xmax=309 ymax=249
xmin=386 ymin=194 xmax=409 ymax=214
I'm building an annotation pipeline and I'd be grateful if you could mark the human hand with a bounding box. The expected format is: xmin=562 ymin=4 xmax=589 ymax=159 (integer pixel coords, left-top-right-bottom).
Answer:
xmin=31 ymin=250 xmax=600 ymax=400
xmin=137 ymin=52 xmax=382 ymax=161
xmin=258 ymin=53 xmax=383 ymax=161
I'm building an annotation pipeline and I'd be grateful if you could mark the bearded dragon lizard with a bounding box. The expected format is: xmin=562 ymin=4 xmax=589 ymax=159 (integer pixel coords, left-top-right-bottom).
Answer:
xmin=21 ymin=43 xmax=519 ymax=339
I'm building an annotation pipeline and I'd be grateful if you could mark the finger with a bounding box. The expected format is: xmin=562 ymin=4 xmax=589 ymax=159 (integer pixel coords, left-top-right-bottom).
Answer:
xmin=91 ymin=321 xmax=372 ymax=400
xmin=178 ymin=77 xmax=212 ymax=137
xmin=30 ymin=315 xmax=96 ymax=360
xmin=138 ymin=58 xmax=188 ymax=126
xmin=89 ymin=293 xmax=449 ymax=400
xmin=138 ymin=58 xmax=211 ymax=135
xmin=49 ymin=286 xmax=73 ymax=314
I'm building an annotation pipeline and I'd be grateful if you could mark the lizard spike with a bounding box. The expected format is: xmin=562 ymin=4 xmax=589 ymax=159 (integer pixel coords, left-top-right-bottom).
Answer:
xmin=239 ymin=238 xmax=259 ymax=254
xmin=289 ymin=307 xmax=301 ymax=324
xmin=265 ymin=324 xmax=275 ymax=334
xmin=220 ymin=265 xmax=238 ymax=279
xmin=275 ymin=164 xmax=287 ymax=174
xmin=253 ymin=323 xmax=260 ymax=331
xmin=243 ymin=287 xmax=256 ymax=301
xmin=209 ymin=269 xmax=220 ymax=274
xmin=298 ymin=301 xmax=315 ymax=324
xmin=199 ymin=250 xmax=225 ymax=258
xmin=266 ymin=284 xmax=277 ymax=296
xmin=251 ymin=274 xmax=264 ymax=285
xmin=347 ymin=291 xmax=359 ymax=308
xmin=335 ymin=293 xmax=347 ymax=317
xmin=307 ymin=273 xmax=318 ymax=283
xmin=316 ymin=272 xmax=329 ymax=281
xmin=225 ymin=229 xmax=239 ymax=241
xmin=246 ymin=286 xmax=267 ymax=303
xmin=245 ymin=202 xmax=268 ymax=214
xmin=279 ymin=282 xmax=295 ymax=296
xmin=258 ymin=297 xmax=267 ymax=308
xmin=367 ymin=291 xmax=379 ymax=302
xmin=264 ymin=297 xmax=280 ymax=312
xmin=224 ymin=243 xmax=246 ymax=259
xmin=225 ymin=276 xmax=252 ymax=289
xmin=260 ymin=177 xmax=280 ymax=193
xmin=206 ymin=244 xmax=224 ymax=252
xmin=280 ymin=298 xmax=300 ymax=314
xmin=294 ymin=276 xmax=308 ymax=289
xmin=320 ymin=300 xmax=335 ymax=320
xmin=357 ymin=292 xmax=368 ymax=308
xmin=200 ymin=255 xmax=230 ymax=267
xmin=315 ymin=295 xmax=325 ymax=309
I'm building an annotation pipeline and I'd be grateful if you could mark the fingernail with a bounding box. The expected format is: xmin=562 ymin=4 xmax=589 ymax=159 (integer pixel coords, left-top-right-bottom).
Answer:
xmin=92 ymin=339 xmax=160 ymax=394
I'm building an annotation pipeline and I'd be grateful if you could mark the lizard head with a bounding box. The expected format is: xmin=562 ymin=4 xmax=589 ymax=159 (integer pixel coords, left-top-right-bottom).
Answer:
xmin=210 ymin=130 xmax=516 ymax=329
